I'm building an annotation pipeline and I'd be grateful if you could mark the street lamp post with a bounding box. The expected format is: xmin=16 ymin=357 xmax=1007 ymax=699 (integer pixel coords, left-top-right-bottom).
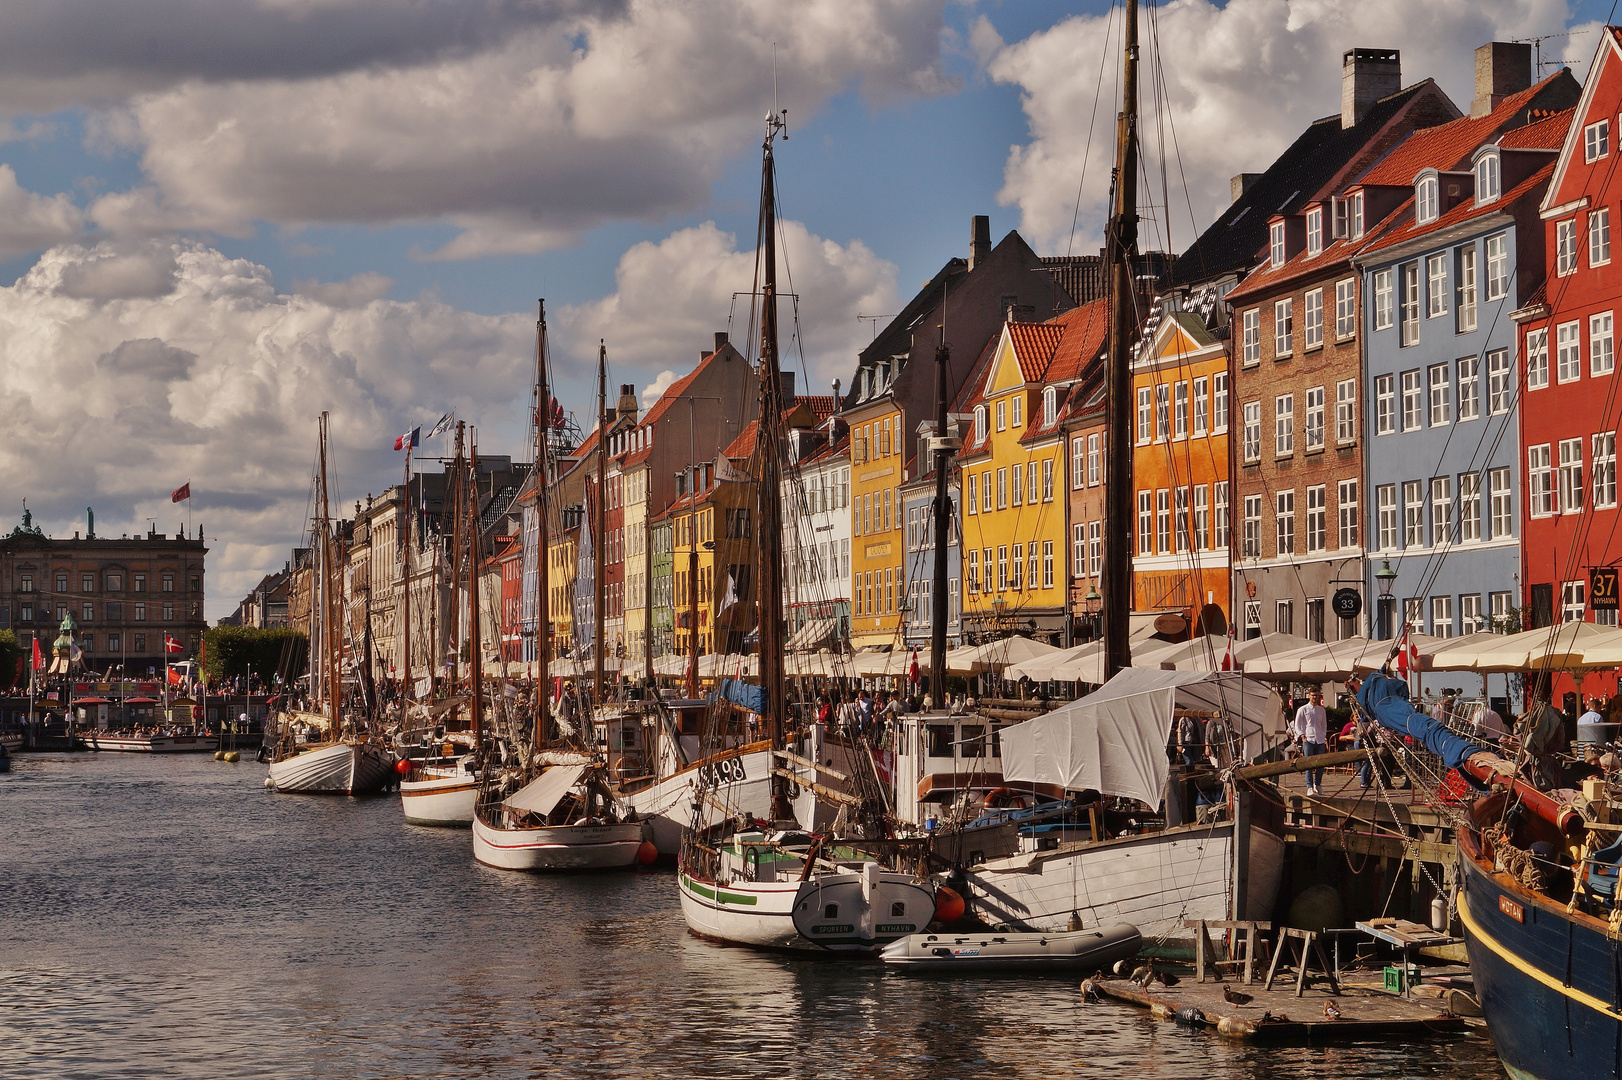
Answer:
xmin=1375 ymin=559 xmax=1398 ymax=640
xmin=1084 ymin=585 xmax=1103 ymax=642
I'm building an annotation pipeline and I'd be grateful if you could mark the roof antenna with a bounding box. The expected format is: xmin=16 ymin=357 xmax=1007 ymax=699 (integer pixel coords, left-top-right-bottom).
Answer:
xmin=772 ymin=42 xmax=787 ymax=140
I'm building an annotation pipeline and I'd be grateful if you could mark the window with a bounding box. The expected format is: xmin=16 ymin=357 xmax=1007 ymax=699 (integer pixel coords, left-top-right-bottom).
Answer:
xmin=1592 ymin=311 xmax=1615 ymax=376
xmin=1303 ymin=288 xmax=1323 ymax=348
xmin=1415 ymin=175 xmax=1438 ymax=223
xmin=1338 ymin=479 xmax=1359 ymax=549
xmin=1275 ymin=394 xmax=1294 ymax=455
xmin=1012 ymin=395 xmax=1022 ymax=427
xmin=1487 ymin=348 xmax=1512 ymax=414
xmin=1276 ymin=599 xmax=1295 ymax=635
xmin=1011 ymin=464 xmax=1022 ymax=506
xmin=1242 ymin=495 xmax=1262 ymax=558
xmin=1174 ymin=381 xmax=1189 ymax=438
xmin=1462 ymin=594 xmax=1484 ymax=634
xmin=56 ymin=573 xmax=67 ymax=592
xmin=974 ymin=405 xmax=986 ymax=443
xmin=1460 ymin=472 xmax=1481 ymax=543
xmin=1432 ymin=476 xmax=1453 ymax=546
xmin=1529 ymin=444 xmax=1554 ymax=516
xmin=1558 ymin=219 xmax=1578 ymax=276
xmin=1089 ymin=521 xmax=1102 ymax=577
xmin=1175 ymin=487 xmax=1191 ymax=552
xmin=1527 ymin=328 xmax=1549 ymax=389
xmin=1305 ymin=386 xmax=1325 ymax=449
xmin=1028 ymin=461 xmax=1039 ymax=506
xmin=133 ymin=633 xmax=145 ymax=652
xmin=1404 ymin=481 xmax=1425 ymax=548
xmin=108 ymin=634 xmax=119 ymax=652
xmin=1559 ymin=438 xmax=1585 ymax=513
xmin=134 ymin=574 xmax=145 ymax=592
xmin=1595 ymin=432 xmax=1618 ymax=509
xmin=1485 ymin=233 xmax=1508 ymax=300
xmin=1027 ymin=545 xmax=1039 ymax=592
xmin=134 ymin=602 xmax=147 ymax=621
xmin=1306 ymin=485 xmax=1326 ymax=552
xmin=1011 ymin=544 xmax=1023 ymax=589
xmin=1428 ymin=363 xmax=1451 ymax=426
xmin=996 ymin=400 xmax=1006 ymax=431
xmin=967 ymin=473 xmax=977 ymax=514
xmin=1592 ymin=208 xmax=1612 ymax=267
xmin=1194 ymin=485 xmax=1210 ymax=550
xmin=1043 ymin=386 xmax=1056 ymax=427
xmin=1156 ymin=490 xmax=1171 ymax=554
xmin=1071 ymin=525 xmax=1083 ymax=579
xmin=81 ymin=574 xmax=94 ymax=594
xmin=1138 ymin=491 xmax=1153 ymax=556
xmin=1155 ymin=384 xmax=1170 ymax=441
xmin=1373 ymin=269 xmax=1393 ymax=330
xmin=1070 ymin=438 xmax=1084 ymax=490
xmin=1042 ymin=458 xmax=1054 ymax=501
xmin=1270 ymin=220 xmax=1286 ymax=267
xmin=1457 ymin=246 xmax=1477 ymax=333
xmin=19 ymin=574 xmax=31 ymax=593
xmin=1586 ymin=119 xmax=1610 ymax=162
xmin=967 ymin=548 xmax=980 ymax=593
xmin=1193 ymin=377 xmax=1209 ymax=435
xmin=1136 ymin=386 xmax=1152 ymax=443
xmin=1490 ymin=467 xmax=1513 ymax=538
xmin=1242 ymin=309 xmax=1261 ymax=365
xmin=1377 ymin=484 xmax=1397 ymax=550
xmin=1215 ymin=482 xmax=1230 ymax=548
xmin=1431 ymin=595 xmax=1454 ymax=638
xmin=1400 ymin=263 xmax=1420 ymax=346
xmin=1563 ymin=580 xmax=1587 ymax=623
xmin=1335 ymin=278 xmax=1356 ymax=338
xmin=996 ymin=468 xmax=1007 ymax=509
xmin=81 ymin=602 xmax=92 ymax=621
xmin=1213 ymin=372 xmax=1229 ymax=431
xmin=1375 ymin=374 xmax=1395 ymax=435
xmin=997 ymin=546 xmax=1008 ymax=591
xmin=1042 ymin=541 xmax=1054 ymax=588
xmin=1426 ymin=253 xmax=1448 ymax=318
xmin=1401 ymin=370 xmax=1422 ymax=430
xmin=1490 ymin=591 xmax=1514 ymax=627
xmin=1476 ymin=152 xmax=1500 ymax=202
xmin=1306 ymin=206 xmax=1323 ymax=256
xmin=1276 ymin=490 xmax=1295 ymax=555
xmin=1557 ymin=320 xmax=1582 ymax=383
xmin=1087 ymin=433 xmax=1100 ymax=486
xmin=1243 ymin=401 xmax=1261 ymax=461
xmin=981 ymin=472 xmax=992 ymax=513
xmin=1274 ymin=298 xmax=1293 ymax=356
xmin=1454 ymin=359 xmax=1484 ymax=428
xmin=1350 ymin=192 xmax=1365 ymax=239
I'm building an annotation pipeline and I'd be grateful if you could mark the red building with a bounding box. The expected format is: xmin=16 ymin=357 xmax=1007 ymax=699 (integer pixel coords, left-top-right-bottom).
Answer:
xmin=1518 ymin=29 xmax=1622 ymax=643
xmin=491 ymin=533 xmax=523 ymax=662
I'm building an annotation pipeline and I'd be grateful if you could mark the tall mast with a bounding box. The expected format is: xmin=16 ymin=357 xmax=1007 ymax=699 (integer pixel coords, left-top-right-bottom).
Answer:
xmin=535 ymin=301 xmax=551 ymax=753
xmin=757 ymin=111 xmax=789 ymax=762
xmin=467 ymin=439 xmax=485 ymax=747
xmin=930 ymin=339 xmax=950 ymax=700
xmin=319 ymin=412 xmax=340 ymax=725
xmin=451 ymin=422 xmax=467 ymax=691
xmin=1102 ymin=0 xmax=1140 ymax=681
xmin=595 ymin=341 xmax=608 ymax=713
xmin=401 ymin=439 xmax=412 ymax=706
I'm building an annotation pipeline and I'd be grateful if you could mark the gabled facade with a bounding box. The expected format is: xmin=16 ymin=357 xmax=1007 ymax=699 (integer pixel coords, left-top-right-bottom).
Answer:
xmin=785 ymin=418 xmax=852 ymax=647
xmin=900 ymin=453 xmax=962 ymax=651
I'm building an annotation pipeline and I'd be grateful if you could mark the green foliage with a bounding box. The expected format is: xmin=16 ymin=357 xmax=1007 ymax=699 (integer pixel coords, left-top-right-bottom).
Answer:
xmin=0 ymin=629 xmax=18 ymax=690
xmin=202 ymin=626 xmax=308 ymax=681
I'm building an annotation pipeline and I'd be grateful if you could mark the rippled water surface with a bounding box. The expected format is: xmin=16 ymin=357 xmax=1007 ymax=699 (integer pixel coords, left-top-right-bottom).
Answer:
xmin=2 ymin=753 xmax=1504 ymax=1078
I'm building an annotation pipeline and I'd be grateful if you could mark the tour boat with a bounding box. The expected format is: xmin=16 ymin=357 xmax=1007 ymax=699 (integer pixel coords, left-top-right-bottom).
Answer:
xmin=472 ymin=762 xmax=645 ymax=871
xmin=78 ymin=731 xmax=219 ymax=753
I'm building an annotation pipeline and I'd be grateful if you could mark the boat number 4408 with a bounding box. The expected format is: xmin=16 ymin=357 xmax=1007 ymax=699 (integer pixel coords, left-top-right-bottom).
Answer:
xmin=696 ymin=755 xmax=748 ymax=788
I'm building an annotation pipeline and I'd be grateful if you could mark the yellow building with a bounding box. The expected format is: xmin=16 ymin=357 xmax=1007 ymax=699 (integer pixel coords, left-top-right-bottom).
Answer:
xmin=669 ymin=470 xmax=716 ymax=659
xmin=844 ymin=379 xmax=907 ymax=648
xmin=546 ymin=525 xmax=577 ymax=660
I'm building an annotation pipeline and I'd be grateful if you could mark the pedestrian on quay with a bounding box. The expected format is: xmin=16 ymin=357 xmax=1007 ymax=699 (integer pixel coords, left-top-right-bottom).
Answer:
xmin=1291 ymin=689 xmax=1329 ymax=796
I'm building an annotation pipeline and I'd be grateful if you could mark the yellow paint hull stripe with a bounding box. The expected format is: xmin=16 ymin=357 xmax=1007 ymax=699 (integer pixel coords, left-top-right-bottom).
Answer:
xmin=1457 ymin=887 xmax=1619 ymax=1017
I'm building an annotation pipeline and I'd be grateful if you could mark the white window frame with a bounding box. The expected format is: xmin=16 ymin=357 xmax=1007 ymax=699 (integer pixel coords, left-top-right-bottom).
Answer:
xmin=1242 ymin=494 xmax=1262 ymax=558
xmin=1415 ymin=175 xmax=1439 ymax=224
xmin=1303 ymin=287 xmax=1324 ymax=349
xmin=1377 ymin=483 xmax=1398 ymax=550
xmin=1335 ymin=278 xmax=1356 ymax=339
xmin=1155 ymin=383 xmax=1170 ymax=441
xmin=1476 ymin=151 xmax=1500 ymax=203
xmin=1136 ymin=386 xmax=1152 ymax=444
xmin=1586 ymin=119 xmax=1611 ymax=163
xmin=1270 ymin=220 xmax=1286 ymax=268
xmin=1592 ymin=208 xmax=1612 ymax=268
xmin=1487 ymin=348 xmax=1512 ymax=414
xmin=1558 ymin=218 xmax=1578 ymax=276
xmin=1336 ymin=378 xmax=1357 ymax=443
xmin=1490 ymin=467 xmax=1513 ymax=538
xmin=1349 ymin=192 xmax=1365 ymax=239
xmin=1193 ymin=376 xmax=1209 ymax=436
xmin=1563 ymin=580 xmax=1588 ymax=624
xmin=1428 ymin=362 xmax=1451 ymax=427
xmin=1528 ymin=444 xmax=1554 ymax=517
xmin=1457 ymin=356 xmax=1479 ymax=422
xmin=1274 ymin=298 xmax=1293 ymax=357
xmin=1557 ymin=320 xmax=1582 ymax=383
xmin=1306 ymin=206 xmax=1323 ymax=256
xmin=1457 ymin=245 xmax=1477 ymax=333
xmin=1375 ymin=373 xmax=1395 ymax=435
xmin=1432 ymin=475 xmax=1453 ymax=546
xmin=1305 ymin=385 xmax=1325 ymax=450
xmin=1372 ymin=269 xmax=1393 ymax=331
xmin=1459 ymin=472 xmax=1481 ymax=543
xmin=1243 ymin=401 xmax=1261 ymax=462
xmin=1338 ymin=478 xmax=1359 ymax=550
xmin=1559 ymin=437 xmax=1584 ymax=514
xmin=1275 ymin=394 xmax=1294 ymax=456
xmin=1174 ymin=380 xmax=1189 ymax=439
xmin=1426 ymin=252 xmax=1448 ymax=318
xmin=1404 ymin=480 xmax=1425 ymax=548
xmin=1527 ymin=328 xmax=1549 ymax=389
xmin=1401 ymin=369 xmax=1422 ymax=431
xmin=1087 ymin=433 xmax=1100 ymax=486
xmin=1592 ymin=311 xmax=1615 ymax=376
xmin=1043 ymin=386 xmax=1057 ymax=427
xmin=1306 ymin=484 xmax=1326 ymax=553
xmin=1485 ymin=233 xmax=1509 ymax=300
xmin=1214 ymin=482 xmax=1230 ymax=548
xmin=1070 ymin=437 xmax=1084 ymax=490
xmin=1400 ymin=262 xmax=1420 ymax=346
xmin=1275 ymin=490 xmax=1295 ymax=556
xmin=1595 ymin=432 xmax=1618 ymax=509
xmin=1242 ymin=309 xmax=1261 ymax=365
xmin=1213 ymin=372 xmax=1229 ymax=432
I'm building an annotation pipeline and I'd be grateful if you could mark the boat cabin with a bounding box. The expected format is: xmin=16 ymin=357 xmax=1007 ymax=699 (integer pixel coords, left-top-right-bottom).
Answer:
xmin=890 ymin=711 xmax=1063 ymax=827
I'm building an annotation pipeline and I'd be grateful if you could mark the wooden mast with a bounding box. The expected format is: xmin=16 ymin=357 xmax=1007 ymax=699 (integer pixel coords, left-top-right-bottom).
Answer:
xmin=1102 ymin=0 xmax=1140 ymax=681
xmin=450 ymin=422 xmax=467 ymax=696
xmin=467 ymin=438 xmax=485 ymax=749
xmin=318 ymin=412 xmax=340 ymax=728
xmin=535 ymin=301 xmax=551 ymax=755
xmin=595 ymin=341 xmax=608 ymax=716
xmin=401 ymin=429 xmax=412 ymax=706
xmin=756 ymin=111 xmax=790 ymax=814
xmin=930 ymin=337 xmax=950 ymax=700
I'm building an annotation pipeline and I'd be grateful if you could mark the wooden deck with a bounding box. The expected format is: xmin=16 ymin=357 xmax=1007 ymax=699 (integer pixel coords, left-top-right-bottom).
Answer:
xmin=1084 ymin=976 xmax=1467 ymax=1044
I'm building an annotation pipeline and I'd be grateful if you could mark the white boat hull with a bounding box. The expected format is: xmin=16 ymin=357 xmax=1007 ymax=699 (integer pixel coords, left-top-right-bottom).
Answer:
xmin=79 ymin=733 xmax=218 ymax=753
xmin=268 ymin=742 xmax=394 ymax=796
xmin=678 ymin=863 xmax=933 ymax=952
xmin=677 ymin=868 xmax=806 ymax=950
xmin=399 ymin=759 xmax=479 ymax=826
xmin=471 ymin=814 xmax=643 ymax=871
xmin=958 ymin=822 xmax=1285 ymax=943
xmin=619 ymin=744 xmax=778 ymax=857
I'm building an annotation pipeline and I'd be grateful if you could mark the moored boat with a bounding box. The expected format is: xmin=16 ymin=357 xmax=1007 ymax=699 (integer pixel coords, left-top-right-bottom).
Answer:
xmin=472 ymin=761 xmax=645 ymax=871
xmin=881 ymin=923 xmax=1142 ymax=972
xmin=268 ymin=736 xmax=395 ymax=796
xmin=400 ymin=753 xmax=481 ymax=826
xmin=78 ymin=731 xmax=219 ymax=753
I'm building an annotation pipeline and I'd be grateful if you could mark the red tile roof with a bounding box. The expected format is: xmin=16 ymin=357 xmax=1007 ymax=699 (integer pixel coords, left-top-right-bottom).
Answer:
xmin=1223 ymin=235 xmax=1356 ymax=302
xmin=798 ymin=394 xmax=837 ymax=422
xmin=1357 ymin=161 xmax=1555 ymax=258
xmin=1005 ymin=321 xmax=1066 ymax=381
xmin=724 ymin=420 xmax=758 ymax=460
xmin=1044 ymin=297 xmax=1110 ymax=383
xmin=1499 ymin=107 xmax=1575 ymax=150
xmin=1357 ymin=72 xmax=1566 ymax=187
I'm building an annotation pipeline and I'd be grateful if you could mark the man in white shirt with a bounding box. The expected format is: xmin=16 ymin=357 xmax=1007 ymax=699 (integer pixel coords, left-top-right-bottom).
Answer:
xmin=1292 ymin=690 xmax=1329 ymax=796
xmin=1472 ymin=702 xmax=1506 ymax=743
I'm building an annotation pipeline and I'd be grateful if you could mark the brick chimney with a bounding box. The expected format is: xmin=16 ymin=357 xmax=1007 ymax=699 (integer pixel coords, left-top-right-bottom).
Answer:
xmin=1342 ymin=48 xmax=1400 ymax=129
xmin=1472 ymin=41 xmax=1532 ymax=119
xmin=1230 ymin=173 xmax=1262 ymax=204
xmin=616 ymin=383 xmax=638 ymax=422
xmin=970 ymin=215 xmax=991 ymax=270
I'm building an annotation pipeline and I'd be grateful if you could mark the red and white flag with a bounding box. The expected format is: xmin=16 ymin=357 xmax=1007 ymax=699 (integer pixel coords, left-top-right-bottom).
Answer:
xmin=1219 ymin=631 xmax=1235 ymax=671
xmin=163 ymin=634 xmax=184 ymax=654
xmin=1394 ymin=627 xmax=1419 ymax=679
xmin=167 ymin=667 xmax=183 ymax=685
xmin=171 ymin=482 xmax=190 ymax=503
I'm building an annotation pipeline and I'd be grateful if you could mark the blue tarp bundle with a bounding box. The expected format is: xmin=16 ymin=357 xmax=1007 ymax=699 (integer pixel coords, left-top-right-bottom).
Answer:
xmin=714 ymin=678 xmax=765 ymax=716
xmin=1355 ymin=672 xmax=1480 ymax=771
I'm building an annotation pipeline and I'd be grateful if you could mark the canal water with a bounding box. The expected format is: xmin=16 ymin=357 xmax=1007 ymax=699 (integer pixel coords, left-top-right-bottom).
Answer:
xmin=3 ymin=753 xmax=1504 ymax=1079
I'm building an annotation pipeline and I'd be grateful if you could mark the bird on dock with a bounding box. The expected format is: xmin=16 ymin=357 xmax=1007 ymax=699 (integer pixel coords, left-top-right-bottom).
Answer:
xmin=1323 ymin=999 xmax=1341 ymax=1021
xmin=1113 ymin=960 xmax=1134 ymax=977
xmin=1082 ymin=979 xmax=1103 ymax=1003
xmin=1129 ymin=963 xmax=1152 ymax=986
xmin=1223 ymin=986 xmax=1253 ymax=1008
xmin=1154 ymin=969 xmax=1180 ymax=987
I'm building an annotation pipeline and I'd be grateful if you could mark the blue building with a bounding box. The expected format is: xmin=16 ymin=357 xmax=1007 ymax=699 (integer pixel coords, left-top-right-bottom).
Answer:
xmin=901 ymin=459 xmax=962 ymax=653
xmin=1355 ymin=97 xmax=1573 ymax=698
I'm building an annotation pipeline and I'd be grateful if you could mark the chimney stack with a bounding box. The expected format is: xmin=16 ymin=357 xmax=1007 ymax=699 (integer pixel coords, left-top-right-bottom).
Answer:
xmin=780 ymin=371 xmax=796 ymax=404
xmin=1342 ymin=48 xmax=1400 ymax=129
xmin=1472 ymin=41 xmax=1532 ymax=118
xmin=714 ymin=331 xmax=728 ymax=353
xmin=1230 ymin=173 xmax=1262 ymax=204
xmin=617 ymin=382 xmax=639 ymax=421
xmin=970 ymin=215 xmax=991 ymax=270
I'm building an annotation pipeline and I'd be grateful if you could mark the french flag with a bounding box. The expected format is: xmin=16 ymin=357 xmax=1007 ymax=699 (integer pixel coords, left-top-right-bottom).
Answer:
xmin=394 ymin=427 xmax=420 ymax=452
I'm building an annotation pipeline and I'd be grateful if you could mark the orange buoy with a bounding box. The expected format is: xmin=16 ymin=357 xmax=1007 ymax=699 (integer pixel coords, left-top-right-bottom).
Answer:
xmin=637 ymin=841 xmax=659 ymax=865
xmin=394 ymin=758 xmax=413 ymax=776
xmin=934 ymin=885 xmax=966 ymax=924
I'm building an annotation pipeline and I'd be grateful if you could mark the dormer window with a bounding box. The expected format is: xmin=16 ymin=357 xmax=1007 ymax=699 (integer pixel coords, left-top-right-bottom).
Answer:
xmin=1415 ymin=173 xmax=1439 ymax=224
xmin=1349 ymin=192 xmax=1365 ymax=240
xmin=974 ymin=405 xmax=987 ymax=443
xmin=1306 ymin=207 xmax=1323 ymax=257
xmin=1586 ymin=119 xmax=1610 ymax=163
xmin=1042 ymin=387 xmax=1057 ymax=427
xmin=1475 ymin=150 xmax=1501 ymax=204
xmin=1269 ymin=221 xmax=1286 ymax=268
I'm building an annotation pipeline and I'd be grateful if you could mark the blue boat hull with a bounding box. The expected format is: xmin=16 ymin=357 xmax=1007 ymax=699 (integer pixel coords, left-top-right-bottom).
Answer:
xmin=1458 ymin=827 xmax=1622 ymax=1080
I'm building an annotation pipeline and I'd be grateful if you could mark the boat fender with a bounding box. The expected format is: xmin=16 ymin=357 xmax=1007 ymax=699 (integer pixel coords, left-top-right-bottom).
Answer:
xmin=1174 ymin=1006 xmax=1203 ymax=1028
xmin=637 ymin=841 xmax=658 ymax=865
xmin=395 ymin=759 xmax=413 ymax=775
xmin=934 ymin=886 xmax=966 ymax=925
xmin=1149 ymin=1002 xmax=1173 ymax=1019
xmin=1215 ymin=1015 xmax=1253 ymax=1037
xmin=214 ymin=751 xmax=225 ymax=761
xmin=225 ymin=751 xmax=240 ymax=763
xmin=263 ymin=776 xmax=275 ymax=789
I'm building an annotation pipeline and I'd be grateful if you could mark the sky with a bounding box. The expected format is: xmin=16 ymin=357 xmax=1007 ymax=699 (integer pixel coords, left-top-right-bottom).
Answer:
xmin=0 ymin=0 xmax=1612 ymax=620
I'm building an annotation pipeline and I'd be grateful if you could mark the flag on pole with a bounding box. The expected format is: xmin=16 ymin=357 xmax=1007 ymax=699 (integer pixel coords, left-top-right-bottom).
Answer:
xmin=31 ymin=638 xmax=43 ymax=671
xmin=167 ymin=667 xmax=183 ymax=686
xmin=427 ymin=412 xmax=454 ymax=439
xmin=171 ymin=482 xmax=191 ymax=503
xmin=163 ymin=634 xmax=184 ymax=654
xmin=393 ymin=427 xmax=420 ymax=452
xmin=1219 ymin=631 xmax=1235 ymax=672
xmin=1394 ymin=626 xmax=1418 ymax=679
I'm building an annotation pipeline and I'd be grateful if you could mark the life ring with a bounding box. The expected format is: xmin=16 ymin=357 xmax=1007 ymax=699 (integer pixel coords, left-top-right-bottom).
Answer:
xmin=982 ymin=786 xmax=1026 ymax=809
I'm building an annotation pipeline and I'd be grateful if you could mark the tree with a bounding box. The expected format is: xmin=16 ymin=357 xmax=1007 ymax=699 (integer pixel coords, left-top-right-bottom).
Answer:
xmin=202 ymin=626 xmax=308 ymax=682
xmin=0 ymin=630 xmax=18 ymax=691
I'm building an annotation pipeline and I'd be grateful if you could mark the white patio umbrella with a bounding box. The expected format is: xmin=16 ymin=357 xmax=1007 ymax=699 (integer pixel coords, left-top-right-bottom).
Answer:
xmin=946 ymin=636 xmax=1062 ymax=675
xmin=851 ymin=649 xmax=911 ymax=678
xmin=1005 ymin=642 xmax=1093 ymax=681
xmin=1428 ymin=622 xmax=1622 ymax=672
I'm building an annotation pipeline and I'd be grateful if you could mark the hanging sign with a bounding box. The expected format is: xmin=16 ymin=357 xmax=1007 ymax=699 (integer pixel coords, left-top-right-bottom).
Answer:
xmin=1592 ymin=567 xmax=1619 ymax=611
xmin=1331 ymin=588 xmax=1363 ymax=620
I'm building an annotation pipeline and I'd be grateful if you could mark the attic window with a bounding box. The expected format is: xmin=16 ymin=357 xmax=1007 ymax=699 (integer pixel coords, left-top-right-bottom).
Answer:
xmin=974 ymin=405 xmax=987 ymax=443
xmin=1476 ymin=151 xmax=1500 ymax=204
xmin=1349 ymin=193 xmax=1365 ymax=240
xmin=1415 ymin=174 xmax=1439 ymax=225
xmin=1332 ymin=198 xmax=1347 ymax=239
xmin=1586 ymin=119 xmax=1610 ymax=163
xmin=1306 ymin=207 xmax=1323 ymax=257
xmin=1043 ymin=387 xmax=1057 ymax=427
xmin=1269 ymin=221 xmax=1286 ymax=268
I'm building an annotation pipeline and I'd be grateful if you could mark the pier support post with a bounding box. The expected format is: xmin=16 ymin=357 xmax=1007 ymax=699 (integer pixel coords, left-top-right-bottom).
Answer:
xmin=1232 ymin=786 xmax=1251 ymax=922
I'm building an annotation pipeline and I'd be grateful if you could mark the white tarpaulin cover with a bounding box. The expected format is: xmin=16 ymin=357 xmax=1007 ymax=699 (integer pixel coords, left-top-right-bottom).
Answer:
xmin=999 ymin=669 xmax=1284 ymax=808
xmin=503 ymin=763 xmax=586 ymax=817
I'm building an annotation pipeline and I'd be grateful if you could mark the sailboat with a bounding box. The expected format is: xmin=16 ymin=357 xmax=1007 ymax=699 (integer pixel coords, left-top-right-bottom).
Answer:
xmin=267 ymin=413 xmax=395 ymax=796
xmin=675 ymin=111 xmax=935 ymax=951
xmin=471 ymin=305 xmax=647 ymax=872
